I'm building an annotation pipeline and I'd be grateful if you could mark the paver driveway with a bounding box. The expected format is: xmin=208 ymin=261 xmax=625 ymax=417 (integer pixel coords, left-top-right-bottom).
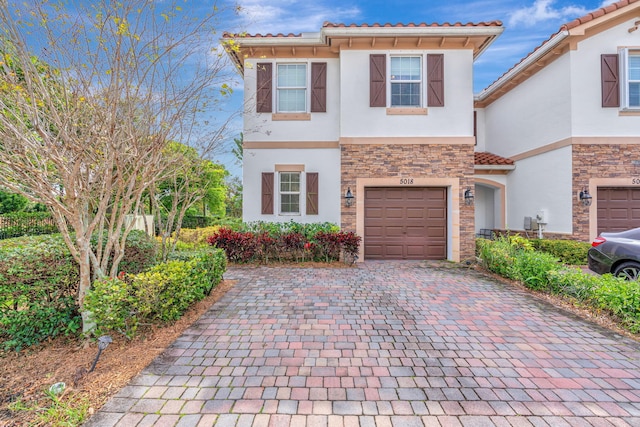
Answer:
xmin=85 ymin=261 xmax=640 ymax=427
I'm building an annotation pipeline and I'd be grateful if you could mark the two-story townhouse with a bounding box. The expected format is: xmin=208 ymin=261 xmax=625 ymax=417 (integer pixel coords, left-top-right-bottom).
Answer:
xmin=225 ymin=22 xmax=503 ymax=262
xmin=475 ymin=0 xmax=640 ymax=242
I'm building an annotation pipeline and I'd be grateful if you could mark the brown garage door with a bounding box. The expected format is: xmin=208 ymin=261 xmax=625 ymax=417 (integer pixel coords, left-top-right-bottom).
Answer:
xmin=597 ymin=187 xmax=640 ymax=234
xmin=364 ymin=187 xmax=447 ymax=260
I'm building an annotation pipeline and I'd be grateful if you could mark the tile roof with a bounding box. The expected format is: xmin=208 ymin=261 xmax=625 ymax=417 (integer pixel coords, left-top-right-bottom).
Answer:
xmin=482 ymin=0 xmax=639 ymax=93
xmin=224 ymin=21 xmax=503 ymax=39
xmin=474 ymin=152 xmax=515 ymax=166
xmin=322 ymin=21 xmax=503 ymax=29
xmin=562 ymin=0 xmax=639 ymax=30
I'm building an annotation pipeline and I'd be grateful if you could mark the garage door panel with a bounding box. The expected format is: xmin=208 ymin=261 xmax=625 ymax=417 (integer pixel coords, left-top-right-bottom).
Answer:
xmin=385 ymin=208 xmax=404 ymax=219
xmin=406 ymin=208 xmax=425 ymax=219
xmin=384 ymin=245 xmax=404 ymax=257
xmin=364 ymin=187 xmax=447 ymax=260
xmin=598 ymin=188 xmax=640 ymax=234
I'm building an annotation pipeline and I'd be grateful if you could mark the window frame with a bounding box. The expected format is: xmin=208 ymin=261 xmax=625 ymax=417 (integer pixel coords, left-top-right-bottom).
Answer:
xmin=278 ymin=171 xmax=302 ymax=215
xmin=620 ymin=48 xmax=640 ymax=110
xmin=276 ymin=63 xmax=308 ymax=113
xmin=389 ymin=55 xmax=423 ymax=108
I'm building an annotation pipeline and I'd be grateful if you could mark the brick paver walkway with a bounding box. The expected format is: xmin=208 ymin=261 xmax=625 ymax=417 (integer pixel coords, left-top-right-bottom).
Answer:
xmin=85 ymin=261 xmax=640 ymax=426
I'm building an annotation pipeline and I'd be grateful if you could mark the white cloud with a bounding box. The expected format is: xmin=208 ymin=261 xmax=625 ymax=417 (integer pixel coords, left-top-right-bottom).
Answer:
xmin=237 ymin=0 xmax=361 ymax=35
xmin=599 ymin=0 xmax=617 ymax=7
xmin=508 ymin=0 xmax=588 ymax=28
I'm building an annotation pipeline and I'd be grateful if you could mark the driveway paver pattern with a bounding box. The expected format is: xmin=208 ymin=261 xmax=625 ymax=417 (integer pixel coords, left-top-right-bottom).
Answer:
xmin=85 ymin=261 xmax=640 ymax=426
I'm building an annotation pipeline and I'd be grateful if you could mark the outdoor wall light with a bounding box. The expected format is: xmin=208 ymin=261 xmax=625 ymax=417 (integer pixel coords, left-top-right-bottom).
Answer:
xmin=345 ymin=187 xmax=354 ymax=207
xmin=579 ymin=188 xmax=592 ymax=206
xmin=464 ymin=187 xmax=474 ymax=206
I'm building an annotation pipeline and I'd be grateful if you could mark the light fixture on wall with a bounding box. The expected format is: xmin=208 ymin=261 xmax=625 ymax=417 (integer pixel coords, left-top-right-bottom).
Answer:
xmin=464 ymin=187 xmax=474 ymax=206
xmin=345 ymin=187 xmax=354 ymax=207
xmin=579 ymin=188 xmax=592 ymax=206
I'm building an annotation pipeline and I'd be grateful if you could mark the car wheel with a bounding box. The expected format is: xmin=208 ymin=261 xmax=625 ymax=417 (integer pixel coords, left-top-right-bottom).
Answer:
xmin=613 ymin=261 xmax=640 ymax=281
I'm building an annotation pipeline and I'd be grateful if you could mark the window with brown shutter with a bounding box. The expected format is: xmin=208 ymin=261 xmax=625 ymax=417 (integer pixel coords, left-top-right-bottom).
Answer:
xmin=311 ymin=63 xmax=327 ymax=113
xmin=261 ymin=172 xmax=274 ymax=214
xmin=370 ymin=54 xmax=386 ymax=107
xmin=306 ymin=172 xmax=319 ymax=215
xmin=256 ymin=63 xmax=273 ymax=113
xmin=601 ymin=54 xmax=619 ymax=108
xmin=427 ymin=54 xmax=444 ymax=107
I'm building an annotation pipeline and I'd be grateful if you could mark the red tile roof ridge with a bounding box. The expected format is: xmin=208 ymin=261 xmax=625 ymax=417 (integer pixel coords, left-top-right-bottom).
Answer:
xmin=482 ymin=0 xmax=639 ymax=93
xmin=474 ymin=152 xmax=515 ymax=165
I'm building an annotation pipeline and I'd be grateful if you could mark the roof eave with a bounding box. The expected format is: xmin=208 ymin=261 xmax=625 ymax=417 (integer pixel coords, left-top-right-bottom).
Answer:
xmin=474 ymin=164 xmax=516 ymax=170
xmin=475 ymin=30 xmax=569 ymax=103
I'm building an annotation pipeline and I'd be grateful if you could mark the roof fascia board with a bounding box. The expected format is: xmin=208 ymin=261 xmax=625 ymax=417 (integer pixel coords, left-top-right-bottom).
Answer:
xmin=475 ymin=30 xmax=569 ymax=101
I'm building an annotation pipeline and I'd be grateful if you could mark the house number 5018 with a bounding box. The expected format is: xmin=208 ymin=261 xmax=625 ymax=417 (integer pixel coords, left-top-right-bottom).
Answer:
xmin=400 ymin=178 xmax=414 ymax=185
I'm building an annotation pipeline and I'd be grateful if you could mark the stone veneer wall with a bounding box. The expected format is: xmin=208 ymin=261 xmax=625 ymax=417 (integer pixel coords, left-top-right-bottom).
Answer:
xmin=341 ymin=144 xmax=476 ymax=261
xmin=573 ymin=144 xmax=640 ymax=240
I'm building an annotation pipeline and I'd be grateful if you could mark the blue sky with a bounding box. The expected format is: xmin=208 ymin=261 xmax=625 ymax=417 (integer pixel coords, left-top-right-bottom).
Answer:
xmin=217 ymin=0 xmax=617 ymax=175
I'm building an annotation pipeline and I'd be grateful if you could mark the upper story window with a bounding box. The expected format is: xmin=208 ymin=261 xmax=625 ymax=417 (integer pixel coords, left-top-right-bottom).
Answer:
xmin=277 ymin=64 xmax=307 ymax=113
xmin=603 ymin=50 xmax=640 ymax=110
xmin=370 ymin=53 xmax=444 ymax=109
xmin=390 ymin=56 xmax=422 ymax=107
xmin=622 ymin=50 xmax=640 ymax=109
xmin=256 ymin=62 xmax=327 ymax=115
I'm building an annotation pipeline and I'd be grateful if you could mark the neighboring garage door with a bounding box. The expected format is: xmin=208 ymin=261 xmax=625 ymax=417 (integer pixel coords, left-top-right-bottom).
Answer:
xmin=597 ymin=187 xmax=640 ymax=234
xmin=364 ymin=187 xmax=447 ymax=260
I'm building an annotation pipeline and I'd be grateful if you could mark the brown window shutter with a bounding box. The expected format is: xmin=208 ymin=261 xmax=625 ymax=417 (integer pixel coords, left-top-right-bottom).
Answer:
xmin=256 ymin=63 xmax=272 ymax=113
xmin=601 ymin=54 xmax=619 ymax=108
xmin=261 ymin=172 xmax=274 ymax=214
xmin=427 ymin=54 xmax=444 ymax=107
xmin=370 ymin=54 xmax=386 ymax=107
xmin=311 ymin=63 xmax=327 ymax=112
xmin=306 ymin=172 xmax=319 ymax=215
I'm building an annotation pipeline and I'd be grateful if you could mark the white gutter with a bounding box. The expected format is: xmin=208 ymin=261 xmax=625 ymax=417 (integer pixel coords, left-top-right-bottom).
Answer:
xmin=475 ymin=30 xmax=569 ymax=101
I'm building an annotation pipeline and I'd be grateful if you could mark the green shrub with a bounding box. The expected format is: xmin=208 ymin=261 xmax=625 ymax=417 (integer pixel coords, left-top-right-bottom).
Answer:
xmin=174 ymin=226 xmax=220 ymax=248
xmin=478 ymin=237 xmax=640 ymax=335
xmin=0 ymin=231 xmax=156 ymax=349
xmin=512 ymin=250 xmax=560 ymax=290
xmin=546 ymin=267 xmax=599 ymax=299
xmin=132 ymin=260 xmax=197 ymax=322
xmin=530 ymin=239 xmax=591 ymax=265
xmin=476 ymin=237 xmax=518 ymax=279
xmin=95 ymin=230 xmax=157 ymax=275
xmin=592 ymin=275 xmax=640 ymax=333
xmin=168 ymin=247 xmax=227 ymax=295
xmin=84 ymin=277 xmax=138 ymax=338
xmin=0 ymin=235 xmax=81 ymax=351
xmin=477 ymin=236 xmax=561 ymax=290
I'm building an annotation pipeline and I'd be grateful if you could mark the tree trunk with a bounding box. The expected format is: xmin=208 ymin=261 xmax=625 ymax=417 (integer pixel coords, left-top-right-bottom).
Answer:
xmin=77 ymin=239 xmax=97 ymax=333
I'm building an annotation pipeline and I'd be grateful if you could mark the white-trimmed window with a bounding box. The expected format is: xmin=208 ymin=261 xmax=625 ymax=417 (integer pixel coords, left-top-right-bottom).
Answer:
xmin=277 ymin=64 xmax=307 ymax=112
xmin=619 ymin=49 xmax=640 ymax=109
xmin=279 ymin=172 xmax=301 ymax=214
xmin=390 ymin=56 xmax=422 ymax=107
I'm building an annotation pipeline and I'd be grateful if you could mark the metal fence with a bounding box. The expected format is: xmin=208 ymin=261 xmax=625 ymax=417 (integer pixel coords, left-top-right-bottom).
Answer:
xmin=0 ymin=213 xmax=59 ymax=240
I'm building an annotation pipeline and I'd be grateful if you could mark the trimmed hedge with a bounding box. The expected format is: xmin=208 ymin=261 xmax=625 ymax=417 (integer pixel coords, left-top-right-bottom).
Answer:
xmin=85 ymin=247 xmax=227 ymax=337
xmin=0 ymin=231 xmax=158 ymax=351
xmin=530 ymin=239 xmax=591 ymax=266
xmin=477 ymin=237 xmax=640 ymax=334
